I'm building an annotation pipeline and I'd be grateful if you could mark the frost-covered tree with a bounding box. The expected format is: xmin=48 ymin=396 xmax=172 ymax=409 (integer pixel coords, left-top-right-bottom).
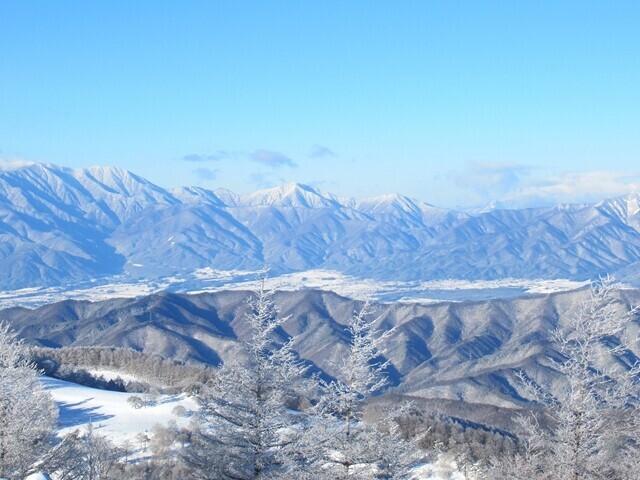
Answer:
xmin=46 ymin=425 xmax=123 ymax=480
xmin=0 ymin=322 xmax=57 ymax=479
xmin=293 ymin=302 xmax=416 ymax=479
xmin=490 ymin=277 xmax=640 ymax=480
xmin=183 ymin=277 xmax=310 ymax=479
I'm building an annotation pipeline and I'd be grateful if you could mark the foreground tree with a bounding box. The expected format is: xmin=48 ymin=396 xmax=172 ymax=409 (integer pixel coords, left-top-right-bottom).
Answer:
xmin=292 ymin=302 xmax=416 ymax=479
xmin=490 ymin=277 xmax=640 ymax=479
xmin=0 ymin=323 xmax=57 ymax=479
xmin=44 ymin=425 xmax=123 ymax=480
xmin=183 ymin=277 xmax=310 ymax=479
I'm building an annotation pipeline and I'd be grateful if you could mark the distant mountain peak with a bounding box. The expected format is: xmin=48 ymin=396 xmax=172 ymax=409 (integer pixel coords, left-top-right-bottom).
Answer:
xmin=357 ymin=192 xmax=434 ymax=210
xmin=476 ymin=200 xmax=509 ymax=214
xmin=354 ymin=192 xmax=456 ymax=227
xmin=239 ymin=182 xmax=343 ymax=208
xmin=78 ymin=164 xmax=149 ymax=187
xmin=596 ymin=192 xmax=640 ymax=223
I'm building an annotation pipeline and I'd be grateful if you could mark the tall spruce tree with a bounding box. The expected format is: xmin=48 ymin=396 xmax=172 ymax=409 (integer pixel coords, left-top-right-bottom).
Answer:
xmin=490 ymin=278 xmax=640 ymax=479
xmin=183 ymin=277 xmax=309 ymax=479
xmin=291 ymin=302 xmax=416 ymax=479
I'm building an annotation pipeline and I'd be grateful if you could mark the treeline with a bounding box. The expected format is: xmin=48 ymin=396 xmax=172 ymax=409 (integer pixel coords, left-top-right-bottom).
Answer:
xmin=30 ymin=346 xmax=215 ymax=393
xmin=398 ymin=410 xmax=518 ymax=463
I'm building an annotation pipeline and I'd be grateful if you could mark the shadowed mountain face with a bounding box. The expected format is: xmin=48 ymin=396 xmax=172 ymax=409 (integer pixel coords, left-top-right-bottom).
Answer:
xmin=3 ymin=163 xmax=640 ymax=289
xmin=4 ymin=288 xmax=639 ymax=408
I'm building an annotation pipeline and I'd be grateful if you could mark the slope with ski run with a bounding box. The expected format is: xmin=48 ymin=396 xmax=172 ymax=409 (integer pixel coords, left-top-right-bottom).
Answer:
xmin=39 ymin=376 xmax=469 ymax=479
xmin=2 ymin=162 xmax=640 ymax=292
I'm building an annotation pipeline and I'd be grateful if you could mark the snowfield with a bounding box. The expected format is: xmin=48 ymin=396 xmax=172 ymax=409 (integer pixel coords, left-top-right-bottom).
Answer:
xmin=85 ymin=369 xmax=143 ymax=384
xmin=40 ymin=377 xmax=197 ymax=448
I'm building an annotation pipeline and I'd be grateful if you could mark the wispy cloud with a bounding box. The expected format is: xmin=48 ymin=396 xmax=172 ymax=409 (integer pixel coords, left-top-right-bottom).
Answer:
xmin=181 ymin=149 xmax=297 ymax=170
xmin=181 ymin=151 xmax=236 ymax=162
xmin=0 ymin=156 xmax=39 ymax=171
xmin=452 ymin=161 xmax=533 ymax=206
xmin=309 ymin=145 xmax=336 ymax=159
xmin=250 ymin=150 xmax=297 ymax=168
xmin=509 ymin=171 xmax=640 ymax=207
xmin=453 ymin=162 xmax=640 ymax=208
xmin=468 ymin=161 xmax=532 ymax=189
xmin=193 ymin=167 xmax=219 ymax=182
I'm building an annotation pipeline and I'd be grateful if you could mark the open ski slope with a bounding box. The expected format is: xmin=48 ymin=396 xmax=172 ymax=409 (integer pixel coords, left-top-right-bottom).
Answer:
xmin=41 ymin=377 xmax=196 ymax=448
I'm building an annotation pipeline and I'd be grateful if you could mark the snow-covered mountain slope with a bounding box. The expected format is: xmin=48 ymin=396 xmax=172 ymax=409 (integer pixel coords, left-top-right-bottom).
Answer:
xmin=2 ymin=162 xmax=640 ymax=290
xmin=8 ymin=288 xmax=640 ymax=409
xmin=41 ymin=376 xmax=196 ymax=448
xmin=109 ymin=203 xmax=264 ymax=277
xmin=355 ymin=193 xmax=462 ymax=228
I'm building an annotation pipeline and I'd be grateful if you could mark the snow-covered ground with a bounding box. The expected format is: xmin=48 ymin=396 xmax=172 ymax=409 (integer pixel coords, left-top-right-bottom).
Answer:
xmin=40 ymin=375 xmax=473 ymax=479
xmin=41 ymin=377 xmax=197 ymax=448
xmin=86 ymin=369 xmax=142 ymax=384
xmin=0 ymin=268 xmax=590 ymax=309
xmin=413 ymin=461 xmax=472 ymax=480
xmin=24 ymin=473 xmax=52 ymax=480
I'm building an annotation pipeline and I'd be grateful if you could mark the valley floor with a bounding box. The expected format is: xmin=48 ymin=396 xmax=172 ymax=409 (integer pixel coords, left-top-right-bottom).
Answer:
xmin=1 ymin=268 xmax=589 ymax=309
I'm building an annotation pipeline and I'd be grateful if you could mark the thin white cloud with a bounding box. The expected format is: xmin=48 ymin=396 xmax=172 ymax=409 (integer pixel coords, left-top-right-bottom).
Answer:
xmin=467 ymin=161 xmax=532 ymax=189
xmin=507 ymin=171 xmax=640 ymax=207
xmin=181 ymin=151 xmax=237 ymax=162
xmin=451 ymin=161 xmax=533 ymax=207
xmin=250 ymin=150 xmax=297 ymax=169
xmin=453 ymin=162 xmax=640 ymax=209
xmin=309 ymin=145 xmax=336 ymax=159
xmin=180 ymin=149 xmax=297 ymax=170
xmin=0 ymin=157 xmax=39 ymax=171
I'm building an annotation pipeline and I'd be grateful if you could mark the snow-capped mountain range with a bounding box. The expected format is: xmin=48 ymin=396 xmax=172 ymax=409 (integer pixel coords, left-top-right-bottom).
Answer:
xmin=2 ymin=162 xmax=640 ymax=290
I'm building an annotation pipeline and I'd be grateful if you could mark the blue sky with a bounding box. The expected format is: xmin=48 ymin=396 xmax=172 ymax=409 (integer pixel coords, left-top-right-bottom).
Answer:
xmin=1 ymin=1 xmax=639 ymax=208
